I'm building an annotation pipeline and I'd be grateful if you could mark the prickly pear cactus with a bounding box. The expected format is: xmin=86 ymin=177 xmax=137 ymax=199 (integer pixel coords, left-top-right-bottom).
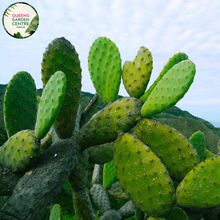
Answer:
xmin=114 ymin=133 xmax=176 ymax=217
xmin=141 ymin=60 xmax=195 ymax=118
xmin=136 ymin=118 xmax=199 ymax=182
xmin=3 ymin=71 xmax=37 ymax=138
xmin=122 ymin=46 xmax=153 ymax=98
xmin=88 ymin=36 xmax=122 ymax=104
xmin=35 ymin=71 xmax=66 ymax=140
xmin=41 ymin=37 xmax=82 ymax=138
xmin=103 ymin=159 xmax=117 ymax=189
xmin=177 ymin=155 xmax=220 ymax=209
xmin=49 ymin=204 xmax=62 ymax=220
xmin=0 ymin=130 xmax=40 ymax=173
xmin=74 ymin=97 xmax=142 ymax=149
xmin=189 ymin=131 xmax=206 ymax=161
xmin=140 ymin=52 xmax=189 ymax=103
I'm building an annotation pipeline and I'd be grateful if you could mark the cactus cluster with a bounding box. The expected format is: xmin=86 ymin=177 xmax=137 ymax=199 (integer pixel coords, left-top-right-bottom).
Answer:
xmin=0 ymin=36 xmax=219 ymax=220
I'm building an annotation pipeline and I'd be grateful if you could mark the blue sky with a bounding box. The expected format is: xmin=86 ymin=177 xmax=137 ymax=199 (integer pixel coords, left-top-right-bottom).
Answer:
xmin=0 ymin=0 xmax=220 ymax=127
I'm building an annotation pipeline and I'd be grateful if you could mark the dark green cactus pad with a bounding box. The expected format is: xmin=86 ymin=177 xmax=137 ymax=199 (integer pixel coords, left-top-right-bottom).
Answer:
xmin=0 ymin=130 xmax=40 ymax=173
xmin=136 ymin=118 xmax=199 ymax=182
xmin=177 ymin=155 xmax=220 ymax=209
xmin=140 ymin=52 xmax=188 ymax=103
xmin=122 ymin=46 xmax=153 ymax=98
xmin=41 ymin=37 xmax=82 ymax=138
xmin=35 ymin=71 xmax=66 ymax=140
xmin=88 ymin=36 xmax=122 ymax=104
xmin=49 ymin=204 xmax=62 ymax=220
xmin=141 ymin=60 xmax=195 ymax=118
xmin=103 ymin=160 xmax=117 ymax=189
xmin=114 ymin=133 xmax=176 ymax=217
xmin=164 ymin=207 xmax=188 ymax=220
xmin=87 ymin=142 xmax=114 ymax=164
xmin=4 ymin=71 xmax=37 ymax=138
xmin=75 ymin=97 xmax=142 ymax=149
xmin=189 ymin=131 xmax=206 ymax=161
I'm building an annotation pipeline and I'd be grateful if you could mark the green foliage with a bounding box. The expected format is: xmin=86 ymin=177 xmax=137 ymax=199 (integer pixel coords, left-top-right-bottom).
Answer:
xmin=88 ymin=37 xmax=122 ymax=104
xmin=41 ymin=37 xmax=82 ymax=138
xmin=35 ymin=71 xmax=66 ymax=139
xmin=122 ymin=46 xmax=153 ymax=98
xmin=3 ymin=71 xmax=37 ymax=138
xmin=141 ymin=60 xmax=195 ymax=117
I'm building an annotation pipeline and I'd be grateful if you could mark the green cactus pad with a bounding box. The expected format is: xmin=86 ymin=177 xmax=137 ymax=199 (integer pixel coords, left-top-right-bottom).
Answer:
xmin=177 ymin=155 xmax=220 ymax=209
xmin=88 ymin=36 xmax=122 ymax=104
xmin=141 ymin=60 xmax=195 ymax=118
xmin=164 ymin=207 xmax=188 ymax=220
xmin=42 ymin=37 xmax=82 ymax=138
xmin=122 ymin=46 xmax=153 ymax=98
xmin=189 ymin=131 xmax=206 ymax=161
xmin=49 ymin=204 xmax=62 ymax=220
xmin=114 ymin=133 xmax=176 ymax=217
xmin=75 ymin=97 xmax=142 ymax=149
xmin=35 ymin=71 xmax=66 ymax=140
xmin=0 ymin=130 xmax=40 ymax=173
xmin=4 ymin=71 xmax=37 ymax=138
xmin=136 ymin=118 xmax=199 ymax=182
xmin=140 ymin=52 xmax=188 ymax=103
xmin=203 ymin=148 xmax=214 ymax=160
xmin=103 ymin=160 xmax=117 ymax=189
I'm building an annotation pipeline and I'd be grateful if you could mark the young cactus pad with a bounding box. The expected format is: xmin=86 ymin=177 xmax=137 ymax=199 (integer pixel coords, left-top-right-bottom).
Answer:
xmin=136 ymin=118 xmax=199 ymax=182
xmin=49 ymin=204 xmax=62 ymax=220
xmin=140 ymin=52 xmax=188 ymax=103
xmin=141 ymin=60 xmax=195 ymax=118
xmin=41 ymin=37 xmax=82 ymax=138
xmin=35 ymin=71 xmax=66 ymax=140
xmin=4 ymin=71 xmax=37 ymax=138
xmin=0 ymin=130 xmax=40 ymax=173
xmin=74 ymin=97 xmax=142 ymax=149
xmin=176 ymin=155 xmax=220 ymax=209
xmin=114 ymin=133 xmax=176 ymax=217
xmin=189 ymin=131 xmax=206 ymax=161
xmin=122 ymin=46 xmax=153 ymax=98
xmin=88 ymin=36 xmax=122 ymax=104
xmin=103 ymin=159 xmax=117 ymax=189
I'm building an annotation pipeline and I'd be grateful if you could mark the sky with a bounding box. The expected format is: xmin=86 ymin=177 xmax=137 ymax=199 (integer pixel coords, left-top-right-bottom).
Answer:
xmin=0 ymin=0 xmax=220 ymax=127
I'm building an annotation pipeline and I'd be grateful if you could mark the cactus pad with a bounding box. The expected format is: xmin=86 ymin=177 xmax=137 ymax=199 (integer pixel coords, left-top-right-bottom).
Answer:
xmin=189 ymin=131 xmax=206 ymax=161
xmin=136 ymin=118 xmax=199 ymax=182
xmin=88 ymin=36 xmax=122 ymax=104
xmin=177 ymin=155 xmax=220 ymax=209
xmin=4 ymin=71 xmax=37 ymax=138
xmin=42 ymin=37 xmax=82 ymax=138
xmin=114 ymin=133 xmax=176 ymax=217
xmin=141 ymin=60 xmax=195 ymax=117
xmin=35 ymin=71 xmax=66 ymax=140
xmin=49 ymin=204 xmax=62 ymax=220
xmin=122 ymin=46 xmax=153 ymax=98
xmin=0 ymin=130 xmax=40 ymax=173
xmin=140 ymin=52 xmax=188 ymax=103
xmin=103 ymin=160 xmax=117 ymax=189
xmin=164 ymin=207 xmax=188 ymax=220
xmin=74 ymin=97 xmax=142 ymax=149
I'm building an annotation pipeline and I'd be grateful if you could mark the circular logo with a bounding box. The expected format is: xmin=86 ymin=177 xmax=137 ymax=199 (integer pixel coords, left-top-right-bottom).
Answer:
xmin=2 ymin=2 xmax=39 ymax=39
